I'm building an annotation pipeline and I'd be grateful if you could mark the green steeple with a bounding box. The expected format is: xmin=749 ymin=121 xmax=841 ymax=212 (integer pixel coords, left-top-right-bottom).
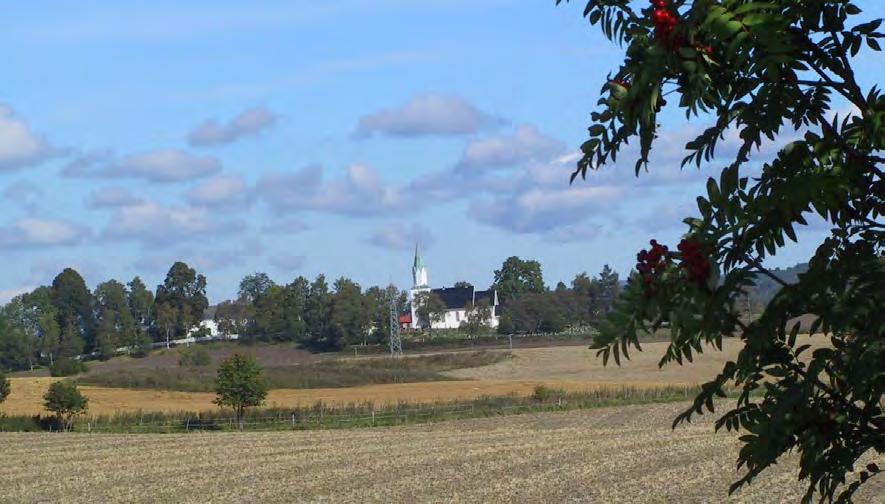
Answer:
xmin=413 ymin=243 xmax=424 ymax=270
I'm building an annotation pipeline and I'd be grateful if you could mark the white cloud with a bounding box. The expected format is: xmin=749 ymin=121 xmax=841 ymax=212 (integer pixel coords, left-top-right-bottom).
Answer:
xmin=86 ymin=186 xmax=145 ymax=209
xmin=257 ymin=164 xmax=406 ymax=216
xmin=103 ymin=201 xmax=245 ymax=245
xmin=3 ymin=180 xmax=44 ymax=211
xmin=0 ymin=217 xmax=88 ymax=249
xmin=456 ymin=125 xmax=566 ymax=170
xmin=187 ymin=175 xmax=252 ymax=208
xmin=355 ymin=93 xmax=505 ymax=138
xmin=0 ymin=105 xmax=58 ymax=172
xmin=188 ymin=107 xmax=278 ymax=147
xmin=368 ymin=222 xmax=434 ymax=250
xmin=545 ymin=223 xmax=602 ymax=243
xmin=63 ymin=149 xmax=221 ymax=182
xmin=269 ymin=254 xmax=306 ymax=272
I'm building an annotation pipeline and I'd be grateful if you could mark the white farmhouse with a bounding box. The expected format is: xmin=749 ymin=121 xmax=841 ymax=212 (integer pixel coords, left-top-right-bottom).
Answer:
xmin=405 ymin=245 xmax=500 ymax=330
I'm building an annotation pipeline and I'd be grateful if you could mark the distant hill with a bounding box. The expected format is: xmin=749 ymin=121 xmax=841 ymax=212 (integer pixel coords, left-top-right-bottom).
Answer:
xmin=748 ymin=263 xmax=809 ymax=305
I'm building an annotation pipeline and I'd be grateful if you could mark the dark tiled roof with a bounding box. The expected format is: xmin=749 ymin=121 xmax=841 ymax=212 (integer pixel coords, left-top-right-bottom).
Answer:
xmin=474 ymin=290 xmax=495 ymax=306
xmin=431 ymin=287 xmax=498 ymax=310
xmin=431 ymin=287 xmax=473 ymax=309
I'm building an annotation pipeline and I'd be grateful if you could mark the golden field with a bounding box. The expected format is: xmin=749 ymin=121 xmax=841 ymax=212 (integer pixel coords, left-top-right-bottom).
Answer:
xmin=0 ymin=401 xmax=881 ymax=503
xmin=1 ymin=336 xmax=829 ymax=416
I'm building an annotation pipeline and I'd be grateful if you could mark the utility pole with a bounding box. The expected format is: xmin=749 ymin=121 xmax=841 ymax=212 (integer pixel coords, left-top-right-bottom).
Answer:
xmin=388 ymin=299 xmax=403 ymax=357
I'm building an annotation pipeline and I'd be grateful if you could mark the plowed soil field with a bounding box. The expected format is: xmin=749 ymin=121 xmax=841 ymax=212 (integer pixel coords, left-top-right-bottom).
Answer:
xmin=0 ymin=401 xmax=880 ymax=503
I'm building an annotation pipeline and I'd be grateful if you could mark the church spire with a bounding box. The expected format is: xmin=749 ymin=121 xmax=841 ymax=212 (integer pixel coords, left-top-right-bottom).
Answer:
xmin=412 ymin=242 xmax=428 ymax=288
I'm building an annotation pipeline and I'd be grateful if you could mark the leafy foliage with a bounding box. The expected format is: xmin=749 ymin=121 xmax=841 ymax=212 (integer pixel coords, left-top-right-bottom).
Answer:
xmin=0 ymin=371 xmax=9 ymax=405
xmin=49 ymin=358 xmax=88 ymax=377
xmin=557 ymin=0 xmax=884 ymax=501
xmin=43 ymin=380 xmax=88 ymax=431
xmin=214 ymin=353 xmax=268 ymax=429
xmin=178 ymin=345 xmax=211 ymax=367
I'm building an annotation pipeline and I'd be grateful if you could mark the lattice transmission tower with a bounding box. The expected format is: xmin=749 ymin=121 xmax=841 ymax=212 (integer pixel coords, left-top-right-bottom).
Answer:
xmin=388 ymin=299 xmax=403 ymax=356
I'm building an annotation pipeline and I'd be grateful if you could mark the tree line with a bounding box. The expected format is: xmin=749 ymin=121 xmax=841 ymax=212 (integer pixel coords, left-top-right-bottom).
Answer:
xmin=0 ymin=256 xmax=623 ymax=372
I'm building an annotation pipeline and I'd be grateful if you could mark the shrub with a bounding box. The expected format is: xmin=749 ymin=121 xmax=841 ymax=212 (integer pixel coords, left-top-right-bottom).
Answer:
xmin=43 ymin=381 xmax=88 ymax=431
xmin=0 ymin=371 xmax=10 ymax=405
xmin=50 ymin=358 xmax=88 ymax=377
xmin=178 ymin=346 xmax=211 ymax=367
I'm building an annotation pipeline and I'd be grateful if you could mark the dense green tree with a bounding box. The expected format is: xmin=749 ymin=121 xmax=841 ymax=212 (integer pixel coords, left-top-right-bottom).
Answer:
xmin=506 ymin=292 xmax=566 ymax=334
xmin=43 ymin=380 xmax=88 ymax=431
xmin=0 ymin=314 xmax=33 ymax=371
xmin=453 ymin=281 xmax=474 ymax=289
xmin=214 ymin=299 xmax=250 ymax=336
xmin=154 ymin=262 xmax=208 ymax=339
xmin=558 ymin=0 xmax=883 ymax=500
xmin=329 ymin=278 xmax=369 ymax=348
xmin=57 ymin=321 xmax=84 ymax=359
xmin=214 ymin=353 xmax=267 ymax=429
xmin=462 ymin=300 xmax=493 ymax=339
xmin=493 ymin=256 xmax=545 ymax=302
xmin=591 ymin=264 xmax=620 ymax=316
xmin=0 ymin=371 xmax=9 ymax=406
xmin=154 ymin=303 xmax=178 ymax=349
xmin=51 ymin=268 xmax=95 ymax=352
xmin=414 ymin=291 xmax=447 ymax=334
xmin=304 ymin=275 xmax=332 ymax=348
xmin=238 ymin=272 xmax=276 ymax=304
xmin=127 ymin=276 xmax=154 ymax=334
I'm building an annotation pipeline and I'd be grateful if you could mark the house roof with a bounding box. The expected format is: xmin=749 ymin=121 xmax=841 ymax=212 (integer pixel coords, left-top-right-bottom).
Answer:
xmin=430 ymin=287 xmax=498 ymax=310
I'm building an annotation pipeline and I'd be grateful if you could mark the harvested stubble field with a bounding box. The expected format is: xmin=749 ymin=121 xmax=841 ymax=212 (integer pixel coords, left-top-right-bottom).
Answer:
xmin=1 ymin=401 xmax=881 ymax=503
xmin=3 ymin=377 xmax=673 ymax=416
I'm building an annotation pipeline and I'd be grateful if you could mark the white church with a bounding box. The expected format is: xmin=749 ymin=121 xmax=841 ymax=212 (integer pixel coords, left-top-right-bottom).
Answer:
xmin=401 ymin=245 xmax=501 ymax=330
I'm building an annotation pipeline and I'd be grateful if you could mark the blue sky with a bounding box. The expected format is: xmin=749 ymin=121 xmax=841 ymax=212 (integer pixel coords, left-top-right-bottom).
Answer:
xmin=0 ymin=1 xmax=882 ymax=303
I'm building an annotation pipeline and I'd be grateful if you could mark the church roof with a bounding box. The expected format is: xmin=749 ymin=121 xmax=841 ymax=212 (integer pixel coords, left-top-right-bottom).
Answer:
xmin=431 ymin=287 xmax=472 ymax=309
xmin=430 ymin=287 xmax=498 ymax=310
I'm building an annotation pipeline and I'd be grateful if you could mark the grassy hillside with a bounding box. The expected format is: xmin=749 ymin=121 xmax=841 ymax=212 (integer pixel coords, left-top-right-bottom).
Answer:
xmin=77 ymin=350 xmax=510 ymax=392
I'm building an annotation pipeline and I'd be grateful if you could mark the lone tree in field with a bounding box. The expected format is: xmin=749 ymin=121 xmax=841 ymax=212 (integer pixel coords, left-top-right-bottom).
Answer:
xmin=214 ymin=353 xmax=267 ymax=429
xmin=43 ymin=380 xmax=88 ymax=431
xmin=557 ymin=0 xmax=883 ymax=501
xmin=0 ymin=371 xmax=10 ymax=406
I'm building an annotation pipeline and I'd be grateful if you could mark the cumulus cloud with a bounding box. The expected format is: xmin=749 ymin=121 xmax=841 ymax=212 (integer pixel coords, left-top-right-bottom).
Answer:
xmin=102 ymin=201 xmax=245 ymax=246
xmin=188 ymin=107 xmax=278 ymax=147
xmin=0 ymin=217 xmax=88 ymax=249
xmin=86 ymin=186 xmax=145 ymax=209
xmin=62 ymin=149 xmax=221 ymax=182
xmin=3 ymin=180 xmax=43 ymax=211
xmin=269 ymin=254 xmax=306 ymax=272
xmin=257 ymin=164 xmax=406 ymax=216
xmin=0 ymin=105 xmax=58 ymax=171
xmin=187 ymin=175 xmax=252 ymax=208
xmin=355 ymin=93 xmax=505 ymax=138
xmin=470 ymin=185 xmax=622 ymax=234
xmin=368 ymin=222 xmax=434 ymax=250
xmin=456 ymin=125 xmax=566 ymax=170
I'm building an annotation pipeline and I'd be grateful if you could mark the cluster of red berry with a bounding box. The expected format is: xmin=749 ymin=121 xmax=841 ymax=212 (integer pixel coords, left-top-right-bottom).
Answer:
xmin=636 ymin=239 xmax=670 ymax=294
xmin=651 ymin=0 xmax=678 ymax=41
xmin=677 ymin=239 xmax=711 ymax=286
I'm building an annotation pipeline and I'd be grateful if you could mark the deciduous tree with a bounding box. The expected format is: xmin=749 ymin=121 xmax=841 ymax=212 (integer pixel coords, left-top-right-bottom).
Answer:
xmin=43 ymin=380 xmax=88 ymax=431
xmin=557 ymin=0 xmax=884 ymax=499
xmin=214 ymin=353 xmax=267 ymax=429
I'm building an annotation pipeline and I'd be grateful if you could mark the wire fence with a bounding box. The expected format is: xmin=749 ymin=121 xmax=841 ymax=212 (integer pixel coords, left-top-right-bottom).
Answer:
xmin=23 ymin=385 xmax=701 ymax=434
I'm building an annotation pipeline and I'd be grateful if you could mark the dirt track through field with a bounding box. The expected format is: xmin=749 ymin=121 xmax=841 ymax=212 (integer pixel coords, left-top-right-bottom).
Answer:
xmin=0 ymin=402 xmax=880 ymax=503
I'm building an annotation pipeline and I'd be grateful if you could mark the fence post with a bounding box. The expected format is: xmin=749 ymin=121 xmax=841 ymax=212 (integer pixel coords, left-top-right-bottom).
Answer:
xmin=372 ymin=409 xmax=375 ymax=426
xmin=186 ymin=418 xmax=190 ymax=431
xmin=291 ymin=414 xmax=296 ymax=428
